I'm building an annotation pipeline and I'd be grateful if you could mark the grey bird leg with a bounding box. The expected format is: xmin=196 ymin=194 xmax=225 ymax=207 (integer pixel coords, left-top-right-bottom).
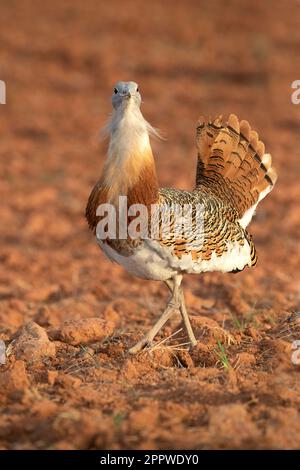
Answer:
xmin=179 ymin=289 xmax=198 ymax=347
xmin=174 ymin=275 xmax=197 ymax=348
xmin=129 ymin=279 xmax=180 ymax=355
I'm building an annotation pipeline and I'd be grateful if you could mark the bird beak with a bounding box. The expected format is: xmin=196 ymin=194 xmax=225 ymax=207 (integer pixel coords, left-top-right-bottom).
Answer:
xmin=122 ymin=91 xmax=131 ymax=99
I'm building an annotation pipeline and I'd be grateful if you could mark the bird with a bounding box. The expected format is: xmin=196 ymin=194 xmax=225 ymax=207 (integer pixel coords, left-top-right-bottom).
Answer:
xmin=86 ymin=81 xmax=277 ymax=354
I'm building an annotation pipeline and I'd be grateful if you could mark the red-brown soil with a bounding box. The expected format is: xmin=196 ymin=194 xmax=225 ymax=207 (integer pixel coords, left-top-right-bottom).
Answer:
xmin=0 ymin=0 xmax=300 ymax=450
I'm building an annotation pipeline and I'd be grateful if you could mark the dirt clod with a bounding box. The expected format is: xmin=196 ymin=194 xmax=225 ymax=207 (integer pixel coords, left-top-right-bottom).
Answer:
xmin=0 ymin=360 xmax=29 ymax=395
xmin=12 ymin=322 xmax=56 ymax=362
xmin=53 ymin=318 xmax=114 ymax=346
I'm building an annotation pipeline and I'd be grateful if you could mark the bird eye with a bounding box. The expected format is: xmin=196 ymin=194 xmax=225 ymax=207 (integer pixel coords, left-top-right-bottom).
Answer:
xmin=137 ymin=87 xmax=139 ymax=92
xmin=114 ymin=88 xmax=118 ymax=94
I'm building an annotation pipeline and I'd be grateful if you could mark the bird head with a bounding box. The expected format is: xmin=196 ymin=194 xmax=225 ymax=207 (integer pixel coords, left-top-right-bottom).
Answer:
xmin=112 ymin=81 xmax=141 ymax=110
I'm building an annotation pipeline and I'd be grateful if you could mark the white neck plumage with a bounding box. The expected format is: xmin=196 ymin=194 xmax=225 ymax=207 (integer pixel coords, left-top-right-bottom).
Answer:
xmin=108 ymin=104 xmax=151 ymax=166
xmin=102 ymin=104 xmax=158 ymax=202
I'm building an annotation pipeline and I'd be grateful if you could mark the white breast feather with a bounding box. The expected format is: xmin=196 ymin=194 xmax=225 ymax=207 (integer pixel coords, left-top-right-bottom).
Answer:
xmin=97 ymin=238 xmax=252 ymax=281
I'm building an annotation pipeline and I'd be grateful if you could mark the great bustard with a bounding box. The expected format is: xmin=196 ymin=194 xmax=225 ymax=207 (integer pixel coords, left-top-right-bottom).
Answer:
xmin=86 ymin=81 xmax=277 ymax=354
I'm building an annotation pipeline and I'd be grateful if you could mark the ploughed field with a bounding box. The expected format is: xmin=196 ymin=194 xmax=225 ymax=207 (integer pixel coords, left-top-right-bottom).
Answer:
xmin=0 ymin=0 xmax=299 ymax=449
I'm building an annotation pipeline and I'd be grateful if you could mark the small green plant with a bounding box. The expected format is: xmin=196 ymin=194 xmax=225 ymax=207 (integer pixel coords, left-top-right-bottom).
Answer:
xmin=230 ymin=304 xmax=258 ymax=332
xmin=215 ymin=340 xmax=230 ymax=369
xmin=231 ymin=314 xmax=248 ymax=331
xmin=113 ymin=412 xmax=126 ymax=430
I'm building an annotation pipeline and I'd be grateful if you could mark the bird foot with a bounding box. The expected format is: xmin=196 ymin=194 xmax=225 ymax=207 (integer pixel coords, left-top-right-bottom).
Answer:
xmin=189 ymin=338 xmax=198 ymax=349
xmin=128 ymin=336 xmax=152 ymax=355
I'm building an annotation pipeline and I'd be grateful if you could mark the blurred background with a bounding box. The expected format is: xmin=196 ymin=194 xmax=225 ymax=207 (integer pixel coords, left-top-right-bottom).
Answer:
xmin=0 ymin=0 xmax=300 ymax=450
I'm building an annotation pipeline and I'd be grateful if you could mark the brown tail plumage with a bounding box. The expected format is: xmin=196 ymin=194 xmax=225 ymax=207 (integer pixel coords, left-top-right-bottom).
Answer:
xmin=195 ymin=114 xmax=277 ymax=227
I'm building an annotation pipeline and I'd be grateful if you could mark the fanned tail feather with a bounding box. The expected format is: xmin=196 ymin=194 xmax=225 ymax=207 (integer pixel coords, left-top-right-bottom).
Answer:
xmin=196 ymin=114 xmax=277 ymax=228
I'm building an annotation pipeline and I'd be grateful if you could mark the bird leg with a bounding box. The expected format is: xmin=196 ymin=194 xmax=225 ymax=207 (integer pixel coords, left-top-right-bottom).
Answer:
xmin=179 ymin=287 xmax=197 ymax=347
xmin=128 ymin=280 xmax=180 ymax=355
xmin=172 ymin=275 xmax=197 ymax=348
